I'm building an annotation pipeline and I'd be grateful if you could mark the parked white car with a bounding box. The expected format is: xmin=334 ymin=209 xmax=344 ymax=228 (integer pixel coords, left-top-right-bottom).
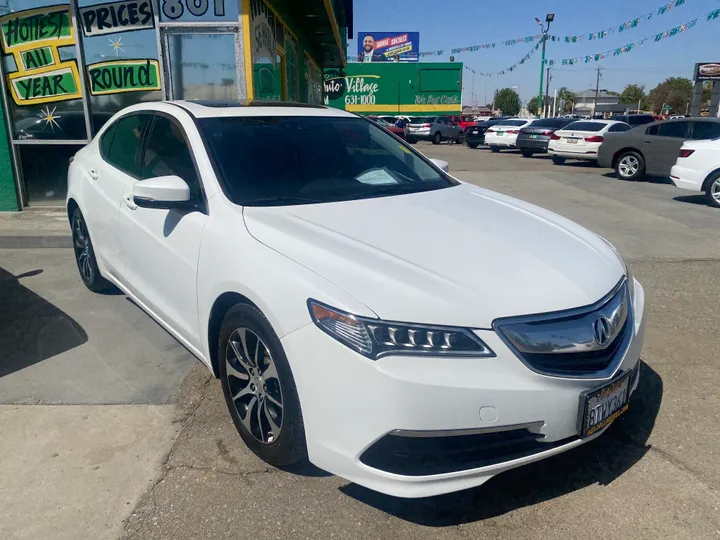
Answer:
xmin=67 ymin=101 xmax=645 ymax=499
xmin=670 ymin=138 xmax=720 ymax=208
xmin=484 ymin=119 xmax=534 ymax=152
xmin=549 ymin=120 xmax=630 ymax=165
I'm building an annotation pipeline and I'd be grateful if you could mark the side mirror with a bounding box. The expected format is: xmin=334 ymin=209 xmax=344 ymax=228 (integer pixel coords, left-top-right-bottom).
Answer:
xmin=133 ymin=175 xmax=191 ymax=209
xmin=430 ymin=158 xmax=449 ymax=173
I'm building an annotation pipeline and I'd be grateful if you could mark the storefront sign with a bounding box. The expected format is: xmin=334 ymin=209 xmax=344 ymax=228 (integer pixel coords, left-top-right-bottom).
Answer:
xmin=414 ymin=94 xmax=460 ymax=105
xmin=8 ymin=64 xmax=82 ymax=105
xmin=695 ymin=62 xmax=720 ymax=81
xmin=79 ymin=0 xmax=155 ymax=37
xmin=87 ymin=59 xmax=161 ymax=95
xmin=161 ymin=0 xmax=225 ymax=19
xmin=0 ymin=6 xmax=83 ymax=106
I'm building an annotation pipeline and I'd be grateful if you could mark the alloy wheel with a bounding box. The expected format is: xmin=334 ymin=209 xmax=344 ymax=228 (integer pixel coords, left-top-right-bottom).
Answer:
xmin=712 ymin=178 xmax=720 ymax=204
xmin=618 ymin=155 xmax=639 ymax=178
xmin=73 ymin=215 xmax=93 ymax=283
xmin=225 ymin=327 xmax=284 ymax=444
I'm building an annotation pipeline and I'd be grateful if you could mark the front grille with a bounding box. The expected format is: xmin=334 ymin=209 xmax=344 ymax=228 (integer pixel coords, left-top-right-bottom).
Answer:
xmin=495 ymin=280 xmax=632 ymax=378
xmin=360 ymin=428 xmax=577 ymax=476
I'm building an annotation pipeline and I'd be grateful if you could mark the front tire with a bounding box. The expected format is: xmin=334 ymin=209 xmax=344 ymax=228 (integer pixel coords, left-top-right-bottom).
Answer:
xmin=551 ymin=156 xmax=566 ymax=165
xmin=219 ymin=303 xmax=307 ymax=468
xmin=432 ymin=132 xmax=442 ymax=145
xmin=71 ymin=208 xmax=112 ymax=293
xmin=615 ymin=151 xmax=645 ymax=181
xmin=705 ymin=173 xmax=720 ymax=208
xmin=521 ymin=150 xmax=534 ymax=158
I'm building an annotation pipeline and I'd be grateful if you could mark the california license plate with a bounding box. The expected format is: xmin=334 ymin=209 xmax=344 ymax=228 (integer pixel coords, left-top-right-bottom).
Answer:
xmin=567 ymin=138 xmax=579 ymax=144
xmin=579 ymin=371 xmax=632 ymax=437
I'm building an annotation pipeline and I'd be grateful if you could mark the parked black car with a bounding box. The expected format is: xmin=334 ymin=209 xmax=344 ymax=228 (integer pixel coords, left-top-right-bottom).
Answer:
xmin=516 ymin=118 xmax=577 ymax=157
xmin=464 ymin=117 xmax=511 ymax=148
xmin=609 ymin=114 xmax=656 ymax=127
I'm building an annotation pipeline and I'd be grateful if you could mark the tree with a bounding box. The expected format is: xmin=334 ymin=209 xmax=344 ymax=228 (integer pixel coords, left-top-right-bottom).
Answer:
xmin=557 ymin=87 xmax=577 ymax=113
xmin=526 ymin=96 xmax=539 ymax=116
xmin=494 ymin=88 xmax=521 ymax=116
xmin=620 ymin=84 xmax=648 ymax=110
xmin=605 ymin=90 xmax=621 ymax=97
xmin=648 ymin=77 xmax=693 ymax=114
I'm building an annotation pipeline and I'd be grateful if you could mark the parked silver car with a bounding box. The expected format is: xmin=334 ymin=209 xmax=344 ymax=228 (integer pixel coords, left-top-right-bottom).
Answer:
xmin=406 ymin=116 xmax=463 ymax=145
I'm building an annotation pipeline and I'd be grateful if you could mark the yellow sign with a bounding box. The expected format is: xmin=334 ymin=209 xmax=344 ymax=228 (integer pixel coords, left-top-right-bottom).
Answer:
xmin=0 ymin=5 xmax=82 ymax=106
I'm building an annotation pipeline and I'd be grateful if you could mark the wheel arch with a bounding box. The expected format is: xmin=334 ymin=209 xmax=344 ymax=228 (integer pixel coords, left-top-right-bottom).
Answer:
xmin=207 ymin=292 xmax=260 ymax=378
xmin=67 ymin=198 xmax=79 ymax=223
xmin=611 ymin=147 xmax=645 ymax=169
xmin=701 ymin=168 xmax=720 ymax=192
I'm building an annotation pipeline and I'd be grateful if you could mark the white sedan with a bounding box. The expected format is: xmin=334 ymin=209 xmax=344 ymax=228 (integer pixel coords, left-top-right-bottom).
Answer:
xmin=67 ymin=101 xmax=645 ymax=498
xmin=670 ymin=138 xmax=720 ymax=208
xmin=549 ymin=120 xmax=630 ymax=165
xmin=484 ymin=119 xmax=534 ymax=152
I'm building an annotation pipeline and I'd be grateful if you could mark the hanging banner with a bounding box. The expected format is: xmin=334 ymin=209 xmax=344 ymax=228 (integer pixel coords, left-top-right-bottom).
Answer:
xmin=0 ymin=5 xmax=83 ymax=105
xmin=78 ymin=0 xmax=155 ymax=37
xmin=356 ymin=32 xmax=420 ymax=62
xmin=86 ymin=58 xmax=161 ymax=95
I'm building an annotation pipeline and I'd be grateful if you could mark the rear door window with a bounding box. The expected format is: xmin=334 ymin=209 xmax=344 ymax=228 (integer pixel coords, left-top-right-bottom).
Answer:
xmin=691 ymin=121 xmax=720 ymax=140
xmin=608 ymin=123 xmax=631 ymax=132
xmin=657 ymin=121 xmax=690 ymax=138
xmin=105 ymin=114 xmax=151 ymax=178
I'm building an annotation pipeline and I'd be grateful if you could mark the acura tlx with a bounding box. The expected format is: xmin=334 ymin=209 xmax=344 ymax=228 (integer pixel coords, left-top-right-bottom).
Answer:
xmin=66 ymin=100 xmax=645 ymax=498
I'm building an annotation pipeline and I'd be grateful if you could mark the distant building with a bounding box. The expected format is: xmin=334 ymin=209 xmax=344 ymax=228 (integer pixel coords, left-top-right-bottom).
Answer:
xmin=573 ymin=89 xmax=628 ymax=116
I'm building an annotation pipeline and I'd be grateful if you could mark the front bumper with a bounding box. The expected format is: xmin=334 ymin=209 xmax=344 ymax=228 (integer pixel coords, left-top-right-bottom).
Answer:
xmin=281 ymin=280 xmax=646 ymax=498
xmin=670 ymin=164 xmax=704 ymax=192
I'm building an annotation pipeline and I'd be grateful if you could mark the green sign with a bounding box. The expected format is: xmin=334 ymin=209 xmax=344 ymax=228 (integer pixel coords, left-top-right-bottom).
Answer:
xmin=0 ymin=6 xmax=73 ymax=51
xmin=10 ymin=65 xmax=81 ymax=104
xmin=20 ymin=46 xmax=55 ymax=70
xmin=87 ymin=59 xmax=161 ymax=95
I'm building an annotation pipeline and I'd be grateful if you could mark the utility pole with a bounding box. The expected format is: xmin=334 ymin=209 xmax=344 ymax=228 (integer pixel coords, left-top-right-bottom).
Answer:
xmin=593 ymin=66 xmax=603 ymax=118
xmin=535 ymin=14 xmax=555 ymax=119
xmin=544 ymin=67 xmax=552 ymax=118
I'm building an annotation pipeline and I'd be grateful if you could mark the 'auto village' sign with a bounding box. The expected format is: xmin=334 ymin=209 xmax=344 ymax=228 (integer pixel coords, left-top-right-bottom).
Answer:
xmin=87 ymin=59 xmax=161 ymax=95
xmin=0 ymin=5 xmax=83 ymax=105
xmin=78 ymin=0 xmax=155 ymax=37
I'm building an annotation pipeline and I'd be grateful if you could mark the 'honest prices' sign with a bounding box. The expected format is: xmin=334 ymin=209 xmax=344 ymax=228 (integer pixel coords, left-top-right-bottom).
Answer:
xmin=87 ymin=59 xmax=161 ymax=95
xmin=79 ymin=0 xmax=155 ymax=37
xmin=0 ymin=6 xmax=73 ymax=51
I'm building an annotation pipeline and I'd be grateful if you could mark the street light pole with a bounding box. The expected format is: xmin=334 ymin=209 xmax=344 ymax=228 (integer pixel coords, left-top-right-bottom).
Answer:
xmin=536 ymin=14 xmax=554 ymax=119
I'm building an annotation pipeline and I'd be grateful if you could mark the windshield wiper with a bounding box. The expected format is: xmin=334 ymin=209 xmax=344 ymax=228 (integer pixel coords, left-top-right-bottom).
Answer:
xmin=347 ymin=184 xmax=436 ymax=201
xmin=241 ymin=196 xmax=323 ymax=206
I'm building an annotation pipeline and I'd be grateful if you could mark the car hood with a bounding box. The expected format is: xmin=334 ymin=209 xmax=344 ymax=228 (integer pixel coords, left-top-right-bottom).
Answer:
xmin=243 ymin=183 xmax=624 ymax=328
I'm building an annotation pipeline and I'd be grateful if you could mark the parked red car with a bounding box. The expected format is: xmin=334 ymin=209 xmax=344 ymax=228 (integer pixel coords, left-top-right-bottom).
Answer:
xmin=368 ymin=116 xmax=406 ymax=140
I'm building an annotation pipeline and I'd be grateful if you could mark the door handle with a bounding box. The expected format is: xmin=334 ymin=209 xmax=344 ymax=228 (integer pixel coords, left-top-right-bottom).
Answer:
xmin=643 ymin=140 xmax=652 ymax=144
xmin=123 ymin=194 xmax=137 ymax=210
xmin=89 ymin=169 xmax=99 ymax=180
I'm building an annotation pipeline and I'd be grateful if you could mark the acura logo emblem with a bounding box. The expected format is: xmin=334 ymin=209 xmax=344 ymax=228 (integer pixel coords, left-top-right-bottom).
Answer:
xmin=593 ymin=316 xmax=611 ymax=347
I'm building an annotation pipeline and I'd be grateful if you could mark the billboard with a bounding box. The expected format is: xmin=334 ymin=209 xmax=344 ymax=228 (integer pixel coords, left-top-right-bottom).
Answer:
xmin=695 ymin=62 xmax=720 ymax=81
xmin=356 ymin=32 xmax=419 ymax=63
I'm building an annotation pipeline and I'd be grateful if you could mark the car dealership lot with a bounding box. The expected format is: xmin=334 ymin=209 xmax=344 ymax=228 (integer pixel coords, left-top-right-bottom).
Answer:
xmin=2 ymin=143 xmax=719 ymax=540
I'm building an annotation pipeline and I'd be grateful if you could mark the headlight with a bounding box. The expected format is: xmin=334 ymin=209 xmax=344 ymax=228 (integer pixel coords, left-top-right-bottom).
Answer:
xmin=308 ymin=300 xmax=495 ymax=360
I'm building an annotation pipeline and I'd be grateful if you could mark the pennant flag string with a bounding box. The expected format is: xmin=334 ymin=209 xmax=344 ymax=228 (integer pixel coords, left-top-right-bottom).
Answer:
xmin=555 ymin=7 xmax=716 ymax=66
xmin=465 ymin=42 xmax=541 ymax=78
xmin=549 ymin=0 xmax=688 ymax=43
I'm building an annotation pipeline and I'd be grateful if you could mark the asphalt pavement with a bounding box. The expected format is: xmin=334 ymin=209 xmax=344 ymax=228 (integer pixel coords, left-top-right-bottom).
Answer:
xmin=2 ymin=142 xmax=719 ymax=539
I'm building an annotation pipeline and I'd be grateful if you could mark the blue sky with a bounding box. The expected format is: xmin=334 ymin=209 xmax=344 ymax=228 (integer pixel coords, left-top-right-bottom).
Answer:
xmin=346 ymin=0 xmax=720 ymax=104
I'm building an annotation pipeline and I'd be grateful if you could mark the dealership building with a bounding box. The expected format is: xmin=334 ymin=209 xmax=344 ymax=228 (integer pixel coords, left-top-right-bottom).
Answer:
xmin=0 ymin=0 xmax=352 ymax=210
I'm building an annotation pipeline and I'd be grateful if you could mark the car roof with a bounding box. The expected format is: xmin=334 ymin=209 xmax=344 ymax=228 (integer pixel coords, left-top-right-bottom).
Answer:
xmin=169 ymin=100 xmax=356 ymax=119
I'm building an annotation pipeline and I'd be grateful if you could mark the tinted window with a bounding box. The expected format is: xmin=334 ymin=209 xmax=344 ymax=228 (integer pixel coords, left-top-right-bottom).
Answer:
xmin=529 ymin=118 xmax=572 ymax=128
xmin=141 ymin=116 xmax=200 ymax=198
xmin=563 ymin=122 xmax=605 ymax=132
xmin=691 ymin=121 xmax=720 ymax=140
xmin=627 ymin=115 xmax=655 ymax=125
xmin=99 ymin=122 xmax=117 ymax=160
xmin=609 ymin=123 xmax=631 ymax=133
xmin=646 ymin=125 xmax=659 ymax=135
xmin=106 ymin=114 xmax=150 ymax=177
xmin=497 ymin=120 xmax=528 ymax=127
xmin=199 ymin=116 xmax=457 ymax=206
xmin=657 ymin=121 xmax=690 ymax=138
xmin=410 ymin=117 xmax=436 ymax=124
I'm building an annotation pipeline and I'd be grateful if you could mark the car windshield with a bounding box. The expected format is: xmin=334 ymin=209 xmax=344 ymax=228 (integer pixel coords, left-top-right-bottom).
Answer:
xmin=199 ymin=116 xmax=457 ymax=206
xmin=410 ymin=117 xmax=436 ymax=124
xmin=563 ymin=121 xmax=605 ymax=132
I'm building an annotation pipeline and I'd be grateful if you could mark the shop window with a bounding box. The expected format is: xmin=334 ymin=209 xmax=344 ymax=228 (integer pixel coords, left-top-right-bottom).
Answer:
xmin=1 ymin=1 xmax=87 ymax=141
xmin=285 ymin=34 xmax=298 ymax=102
xmin=77 ymin=0 xmax=163 ymax=131
xmin=166 ymin=34 xmax=237 ymax=100
xmin=158 ymin=0 xmax=238 ymax=22
xmin=305 ymin=54 xmax=322 ymax=105
xmin=18 ymin=145 xmax=84 ymax=204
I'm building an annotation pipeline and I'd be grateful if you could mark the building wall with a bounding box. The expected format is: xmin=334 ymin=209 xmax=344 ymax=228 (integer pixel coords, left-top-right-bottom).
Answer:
xmin=0 ymin=103 xmax=17 ymax=211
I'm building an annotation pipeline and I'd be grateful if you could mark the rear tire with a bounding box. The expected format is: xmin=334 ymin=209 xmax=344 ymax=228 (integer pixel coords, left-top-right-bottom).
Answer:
xmin=551 ymin=156 xmax=566 ymax=165
xmin=705 ymin=173 xmax=720 ymax=208
xmin=407 ymin=138 xmax=417 ymax=144
xmin=71 ymin=208 xmax=113 ymax=293
xmin=521 ymin=150 xmax=534 ymax=158
xmin=432 ymin=132 xmax=442 ymax=145
xmin=467 ymin=142 xmax=479 ymax=149
xmin=615 ymin=151 xmax=645 ymax=181
xmin=219 ymin=303 xmax=307 ymax=468
xmin=490 ymin=146 xmax=500 ymax=153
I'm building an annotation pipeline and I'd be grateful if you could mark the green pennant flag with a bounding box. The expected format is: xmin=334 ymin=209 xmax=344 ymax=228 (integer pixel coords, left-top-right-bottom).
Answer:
xmin=708 ymin=9 xmax=720 ymax=20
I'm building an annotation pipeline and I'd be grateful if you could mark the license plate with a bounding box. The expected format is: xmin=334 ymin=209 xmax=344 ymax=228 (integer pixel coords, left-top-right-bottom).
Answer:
xmin=529 ymin=134 xmax=538 ymax=139
xmin=497 ymin=132 xmax=504 ymax=136
xmin=472 ymin=130 xmax=479 ymax=134
xmin=567 ymin=138 xmax=579 ymax=144
xmin=579 ymin=371 xmax=632 ymax=437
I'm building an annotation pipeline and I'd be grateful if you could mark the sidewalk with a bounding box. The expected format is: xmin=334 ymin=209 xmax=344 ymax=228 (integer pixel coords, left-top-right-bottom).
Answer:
xmin=0 ymin=209 xmax=72 ymax=248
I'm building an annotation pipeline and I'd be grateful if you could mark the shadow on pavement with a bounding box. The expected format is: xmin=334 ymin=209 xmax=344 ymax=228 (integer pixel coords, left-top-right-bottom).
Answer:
xmin=0 ymin=266 xmax=87 ymax=378
xmin=341 ymin=361 xmax=662 ymax=526
xmin=673 ymin=194 xmax=711 ymax=207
